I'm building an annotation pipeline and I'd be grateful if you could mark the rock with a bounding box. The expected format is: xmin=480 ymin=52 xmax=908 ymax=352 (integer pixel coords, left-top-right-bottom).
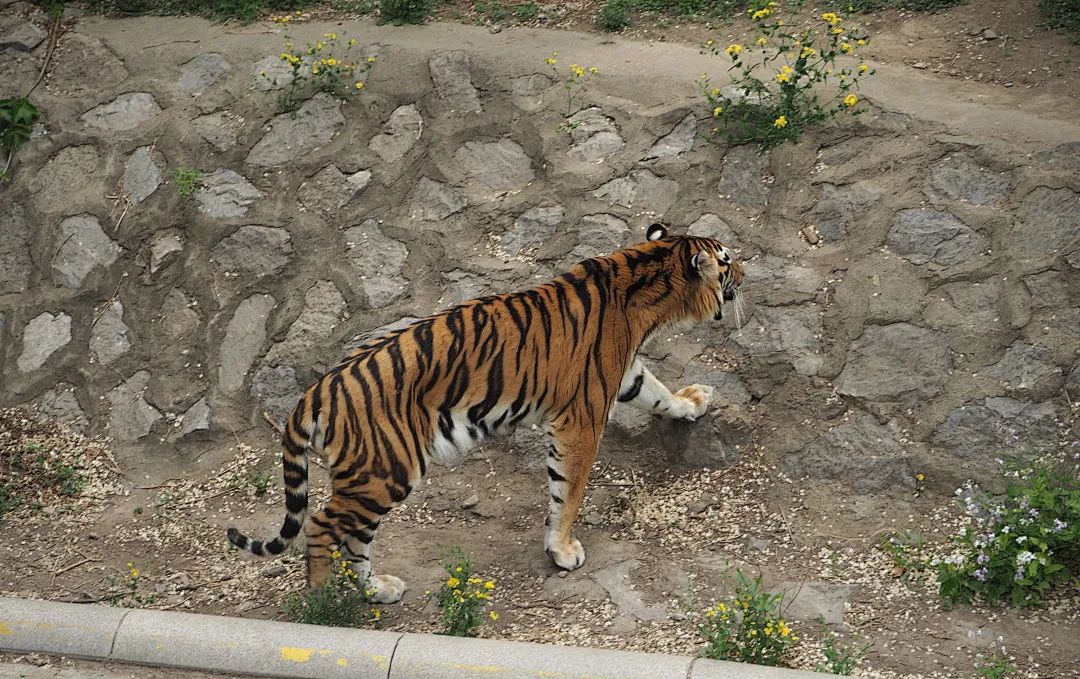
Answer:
xmin=107 ymin=371 xmax=162 ymax=442
xmin=177 ymin=53 xmax=230 ymax=94
xmin=802 ymin=226 xmax=820 ymax=245
xmin=743 ymin=256 xmax=824 ymax=307
xmin=218 ymin=294 xmax=276 ymax=394
xmin=1024 ymin=270 xmax=1071 ymax=309
xmin=567 ymin=108 xmax=617 ymax=142
xmin=807 ymin=181 xmax=882 ymax=240
xmin=30 ymin=146 xmax=100 ymax=209
xmin=784 ymin=410 xmax=914 ymax=492
xmin=887 ymin=208 xmax=988 ymax=271
xmin=343 ymin=316 xmax=422 ymax=357
xmin=148 ymin=232 xmax=183 ymax=275
xmin=501 ymin=205 xmax=563 ymax=257
xmin=344 ymin=220 xmax=410 ymax=309
xmin=250 ymin=365 xmax=302 ymax=427
xmin=264 ymin=280 xmax=346 ymax=365
xmin=912 ymin=61 xmax=928 ymax=69
xmin=177 ymin=397 xmax=211 ymax=437
xmin=591 ymin=560 xmax=667 ymax=622
xmin=17 ymin=312 xmax=72 ymax=372
xmin=122 ymin=146 xmax=163 ymax=204
xmin=687 ymin=213 xmax=737 ymax=247
xmin=732 ymin=305 xmax=823 ymax=376
xmin=718 ymin=145 xmax=770 ymax=209
xmin=51 ymin=214 xmax=121 ymax=288
xmin=659 ymin=405 xmax=753 ymax=468
xmin=777 ymin=581 xmax=852 ymax=625
xmin=569 ymin=130 xmax=625 ymax=163
xmin=510 ymin=74 xmax=550 ymax=97
xmin=246 ymin=93 xmax=344 ymax=166
xmin=680 ymin=360 xmax=752 ymax=405
xmin=1008 ymin=187 xmax=1080 ymax=266
xmin=0 ymin=22 xmax=46 ymax=51
xmin=48 ymin=34 xmax=128 ymax=97
xmin=593 ymin=169 xmax=679 ymax=215
xmin=81 ymin=93 xmax=161 ymax=132
xmin=565 ymin=108 xmax=623 ymax=162
xmin=926 ymin=153 xmax=1011 ymax=205
xmin=835 ymin=324 xmax=951 ymax=401
xmin=983 ymin=343 xmax=1064 ymax=401
xmin=564 ymin=213 xmax=628 ymax=263
xmin=455 ymin=139 xmax=535 ymax=192
xmin=441 ymin=269 xmax=492 ymax=305
xmin=0 ymin=203 xmax=31 ymax=294
xmin=645 ymin=113 xmax=697 ymax=160
xmin=461 ymin=493 xmax=479 ymax=509
xmin=922 ymin=279 xmax=1005 ymax=354
xmin=195 ymin=169 xmax=263 ymax=218
xmin=429 ymin=51 xmax=482 ymax=113
xmin=298 ymin=165 xmax=371 ymax=213
xmin=368 ymin=104 xmax=423 ymax=163
xmin=931 ymin=398 xmax=1059 ymax=458
xmin=31 ymin=383 xmax=88 ymax=433
xmin=1035 ymin=141 xmax=1080 ymax=172
xmin=1067 ymin=362 xmax=1080 ymax=397
xmin=981 ymin=29 xmax=999 ymax=40
xmin=252 ymin=54 xmax=294 ymax=90
xmin=261 ymin=564 xmax=287 ymax=578
xmin=409 ymin=177 xmax=468 ymax=221
xmin=90 ymin=300 xmax=130 ymax=366
xmin=212 ymin=226 xmax=292 ymax=278
xmin=191 ymin=111 xmax=244 ymax=152
xmin=158 ymin=289 xmax=200 ymax=341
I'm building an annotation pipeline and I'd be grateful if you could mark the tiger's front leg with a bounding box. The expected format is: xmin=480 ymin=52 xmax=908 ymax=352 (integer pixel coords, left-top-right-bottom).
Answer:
xmin=543 ymin=423 xmax=602 ymax=570
xmin=617 ymin=358 xmax=713 ymax=421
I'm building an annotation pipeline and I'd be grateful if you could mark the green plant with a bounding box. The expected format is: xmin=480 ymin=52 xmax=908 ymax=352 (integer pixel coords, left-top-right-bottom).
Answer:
xmin=1039 ymin=0 xmax=1080 ymax=36
xmin=877 ymin=530 xmax=927 ymax=578
xmin=513 ymin=2 xmax=539 ymax=20
xmin=596 ymin=0 xmax=630 ymax=31
xmin=174 ymin=167 xmax=203 ymax=196
xmin=263 ymin=16 xmax=376 ymax=111
xmin=816 ymin=634 xmax=870 ymax=675
xmin=52 ymin=464 xmax=87 ymax=497
xmin=700 ymin=6 xmax=875 ymax=150
xmin=0 ymin=484 xmax=21 ymax=518
xmin=379 ymin=0 xmax=434 ymax=24
xmin=936 ymin=456 xmax=1080 ymax=607
xmin=104 ymin=562 xmax=155 ymax=608
xmin=544 ymin=52 xmax=601 ymax=125
xmin=976 ymin=636 xmax=1016 ymax=679
xmin=82 ymin=0 xmax=317 ymax=23
xmin=698 ymin=571 xmax=797 ymax=666
xmin=0 ymin=97 xmax=41 ymax=181
xmin=436 ymin=547 xmax=498 ymax=637
xmin=248 ymin=469 xmax=273 ymax=495
xmin=283 ymin=550 xmax=381 ymax=626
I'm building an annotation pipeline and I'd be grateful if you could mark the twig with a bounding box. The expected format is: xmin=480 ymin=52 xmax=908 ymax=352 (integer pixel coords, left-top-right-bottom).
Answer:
xmin=26 ymin=12 xmax=61 ymax=96
xmin=141 ymin=39 xmax=201 ymax=49
xmin=262 ymin=411 xmax=284 ymax=435
xmin=54 ymin=556 xmax=100 ymax=576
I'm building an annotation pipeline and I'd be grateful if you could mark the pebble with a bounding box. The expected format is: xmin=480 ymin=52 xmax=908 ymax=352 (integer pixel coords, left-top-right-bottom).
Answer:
xmin=981 ymin=29 xmax=999 ymax=40
xmin=557 ymin=570 xmax=568 ymax=578
xmin=967 ymin=26 xmax=983 ymax=36
xmin=489 ymin=25 xmax=502 ymax=33
xmin=262 ymin=564 xmax=286 ymax=577
xmin=461 ymin=493 xmax=480 ymax=509
xmin=913 ymin=62 xmax=928 ymax=70
xmin=801 ymin=226 xmax=820 ymax=245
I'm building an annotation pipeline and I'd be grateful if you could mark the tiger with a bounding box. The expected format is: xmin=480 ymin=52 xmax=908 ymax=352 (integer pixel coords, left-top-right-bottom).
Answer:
xmin=227 ymin=223 xmax=744 ymax=603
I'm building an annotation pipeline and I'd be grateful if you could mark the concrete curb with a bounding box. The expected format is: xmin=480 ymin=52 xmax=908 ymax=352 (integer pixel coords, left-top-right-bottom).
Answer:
xmin=0 ymin=597 xmax=828 ymax=679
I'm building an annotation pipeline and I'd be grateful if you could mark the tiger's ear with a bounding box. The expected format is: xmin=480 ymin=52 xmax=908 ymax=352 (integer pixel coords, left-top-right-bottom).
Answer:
xmin=646 ymin=223 xmax=668 ymax=241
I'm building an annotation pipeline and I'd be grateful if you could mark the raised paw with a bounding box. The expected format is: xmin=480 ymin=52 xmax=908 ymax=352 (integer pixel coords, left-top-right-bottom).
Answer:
xmin=673 ymin=384 xmax=714 ymax=421
xmin=368 ymin=574 xmax=407 ymax=604
xmin=546 ymin=537 xmax=586 ymax=571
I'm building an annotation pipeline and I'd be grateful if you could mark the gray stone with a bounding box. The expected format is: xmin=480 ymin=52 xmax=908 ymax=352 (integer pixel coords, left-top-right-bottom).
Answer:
xmin=591 ymin=560 xmax=667 ymax=622
xmin=659 ymin=405 xmax=753 ymax=468
xmin=250 ymin=365 xmax=302 ymax=427
xmin=409 ymin=177 xmax=468 ymax=221
xmin=777 ymin=581 xmax=852 ymax=625
xmin=178 ymin=397 xmax=211 ymax=437
xmin=81 ymin=93 xmax=161 ymax=132
xmin=1008 ymin=187 xmax=1080 ymax=265
xmin=593 ymin=170 xmax=679 ymax=215
xmin=510 ymin=73 xmax=550 ymax=97
xmin=30 ymin=146 xmax=99 ymax=206
xmin=299 ymin=165 xmax=371 ymax=213
xmin=1024 ymin=270 xmax=1072 ymax=309
xmin=148 ymin=232 xmax=183 ymax=275
xmin=246 ymin=93 xmax=344 ymax=166
xmin=218 ymin=294 xmax=276 ymax=394
xmin=922 ymin=279 xmax=1004 ymax=353
xmin=52 ymin=214 xmax=121 ymax=288
xmin=888 ymin=208 xmax=988 ymax=270
xmin=645 ymin=113 xmax=697 ymax=160
xmin=926 ymin=153 xmax=1011 ymax=205
xmin=122 ymin=146 xmax=163 ymax=204
xmin=264 ymin=280 xmax=346 ymax=365
xmin=191 ymin=111 xmax=244 ymax=152
xmin=784 ymin=410 xmax=914 ymax=492
xmin=17 ymin=312 xmax=72 ymax=372
xmin=1035 ymin=141 xmax=1080 ymax=172
xmin=455 ymin=139 xmax=535 ymax=192
xmin=742 ymin=256 xmax=824 ymax=307
xmin=429 ymin=51 xmax=482 ymax=113
xmin=807 ymin=181 xmax=882 ymax=240
xmin=569 ymin=131 xmax=624 ymax=163
xmin=344 ymin=220 xmax=409 ymax=309
xmin=687 ymin=213 xmax=737 ymax=247
xmin=107 ymin=371 xmax=162 ymax=441
xmin=342 ymin=316 xmax=421 ymax=357
xmin=0 ymin=203 xmax=31 ymax=294
xmin=836 ymin=324 xmax=951 ymax=400
xmin=47 ymin=34 xmax=128 ymax=97
xmin=252 ymin=54 xmax=294 ymax=90
xmin=212 ymin=226 xmax=292 ymax=278
xmin=368 ymin=104 xmax=423 ymax=163
xmin=158 ymin=288 xmax=200 ymax=342
xmin=1067 ymin=362 xmax=1080 ymax=398
xmin=501 ymin=205 xmax=563 ymax=256
xmin=31 ymin=383 xmax=88 ymax=434
xmin=566 ymin=108 xmax=623 ymax=162
xmin=90 ymin=300 xmax=130 ymax=366
xmin=718 ymin=145 xmax=770 ymax=209
xmin=461 ymin=493 xmax=480 ymax=509
xmin=0 ymin=22 xmax=46 ymax=51
xmin=565 ymin=213 xmax=628 ymax=263
xmin=177 ymin=53 xmax=230 ymax=93
xmin=195 ymin=169 xmax=263 ymax=218
xmin=442 ymin=269 xmax=492 ymax=305
xmin=931 ymin=397 xmax=1060 ymax=458
xmin=983 ymin=343 xmax=1064 ymax=401
xmin=680 ymin=360 xmax=751 ymax=405
xmin=732 ymin=305 xmax=823 ymax=376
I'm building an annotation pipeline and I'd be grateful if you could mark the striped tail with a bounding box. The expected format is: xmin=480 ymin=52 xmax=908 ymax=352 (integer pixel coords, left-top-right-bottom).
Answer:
xmin=226 ymin=417 xmax=312 ymax=557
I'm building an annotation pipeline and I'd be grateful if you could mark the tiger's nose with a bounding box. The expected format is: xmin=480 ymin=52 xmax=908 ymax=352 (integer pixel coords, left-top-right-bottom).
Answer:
xmin=723 ymin=287 xmax=737 ymax=301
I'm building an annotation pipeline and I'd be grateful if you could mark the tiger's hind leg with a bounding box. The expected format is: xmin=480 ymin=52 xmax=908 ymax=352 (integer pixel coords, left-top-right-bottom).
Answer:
xmin=617 ymin=358 xmax=714 ymax=421
xmin=543 ymin=423 xmax=602 ymax=571
xmin=344 ymin=527 xmax=406 ymax=604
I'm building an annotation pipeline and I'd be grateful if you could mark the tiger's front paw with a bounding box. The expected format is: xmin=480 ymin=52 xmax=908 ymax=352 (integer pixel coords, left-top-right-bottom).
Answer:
xmin=673 ymin=384 xmax=714 ymax=421
xmin=546 ymin=537 xmax=586 ymax=571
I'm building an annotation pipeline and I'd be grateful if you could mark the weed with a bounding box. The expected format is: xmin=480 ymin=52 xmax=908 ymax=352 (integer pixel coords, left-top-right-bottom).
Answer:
xmin=698 ymin=570 xmax=797 ymax=666
xmin=247 ymin=469 xmax=273 ymax=495
xmin=816 ymin=634 xmax=870 ymax=675
xmin=0 ymin=484 xmax=22 ymax=518
xmin=379 ymin=0 xmax=435 ymax=24
xmin=877 ymin=530 xmax=927 ymax=578
xmin=53 ymin=464 xmax=87 ymax=497
xmin=976 ymin=636 xmax=1016 ymax=679
xmin=264 ymin=16 xmax=376 ymax=111
xmin=436 ymin=546 xmax=498 ymax=637
xmin=597 ymin=0 xmax=630 ymax=31
xmin=81 ymin=0 xmax=316 ymax=23
xmin=544 ymin=52 xmax=601 ymax=125
xmin=0 ymin=97 xmax=41 ymax=182
xmin=283 ymin=551 xmax=380 ymax=626
xmin=173 ymin=167 xmax=203 ymax=196
xmin=1039 ymin=0 xmax=1080 ymax=36
xmin=104 ymin=562 xmax=155 ymax=608
xmin=513 ymin=2 xmax=539 ymax=20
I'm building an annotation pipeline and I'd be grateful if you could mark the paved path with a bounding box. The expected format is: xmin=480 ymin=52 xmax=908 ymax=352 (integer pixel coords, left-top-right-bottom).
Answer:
xmin=0 ymin=661 xmax=244 ymax=679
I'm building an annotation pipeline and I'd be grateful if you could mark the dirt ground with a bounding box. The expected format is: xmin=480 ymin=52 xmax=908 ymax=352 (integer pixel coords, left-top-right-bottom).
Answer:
xmin=2 ymin=409 xmax=1078 ymax=678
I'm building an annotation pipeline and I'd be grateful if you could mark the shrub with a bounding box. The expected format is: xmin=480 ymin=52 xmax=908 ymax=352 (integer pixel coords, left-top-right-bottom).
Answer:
xmin=543 ymin=52 xmax=601 ymax=123
xmin=816 ymin=634 xmax=870 ymax=675
xmin=436 ymin=547 xmax=498 ymax=637
xmin=1039 ymin=0 xmax=1080 ymax=36
xmin=283 ymin=550 xmax=381 ymax=626
xmin=379 ymin=0 xmax=435 ymax=24
xmin=263 ymin=16 xmax=376 ymax=111
xmin=699 ymin=6 xmax=875 ymax=149
xmin=173 ymin=167 xmax=203 ymax=196
xmin=977 ymin=636 xmax=1016 ymax=679
xmin=936 ymin=455 xmax=1080 ymax=607
xmin=698 ymin=571 xmax=797 ymax=666
xmin=596 ymin=0 xmax=630 ymax=31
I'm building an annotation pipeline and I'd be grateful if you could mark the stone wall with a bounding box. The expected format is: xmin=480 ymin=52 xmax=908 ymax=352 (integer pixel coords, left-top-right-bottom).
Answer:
xmin=1 ymin=10 xmax=1078 ymax=491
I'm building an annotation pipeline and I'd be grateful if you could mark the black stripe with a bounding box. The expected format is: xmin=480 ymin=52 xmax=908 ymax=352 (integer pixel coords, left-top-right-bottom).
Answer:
xmin=547 ymin=466 xmax=566 ymax=483
xmin=618 ymin=373 xmax=644 ymax=402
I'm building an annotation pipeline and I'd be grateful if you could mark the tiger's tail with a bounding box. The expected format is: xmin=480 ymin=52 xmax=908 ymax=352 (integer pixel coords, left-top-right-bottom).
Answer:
xmin=226 ymin=413 xmax=312 ymax=557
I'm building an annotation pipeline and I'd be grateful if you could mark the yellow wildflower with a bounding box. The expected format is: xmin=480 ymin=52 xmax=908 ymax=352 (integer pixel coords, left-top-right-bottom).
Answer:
xmin=718 ymin=603 xmax=727 ymax=612
xmin=713 ymin=106 xmax=723 ymax=117
xmin=749 ymin=629 xmax=758 ymax=636
xmin=705 ymin=609 xmax=716 ymax=618
xmin=857 ymin=38 xmax=866 ymax=46
xmin=323 ymin=32 xmax=337 ymax=39
xmin=710 ymin=87 xmax=721 ymax=96
xmin=129 ymin=568 xmax=140 ymax=578
xmin=452 ymin=589 xmax=462 ymax=597
xmin=489 ymin=611 xmax=499 ymax=621
xmin=589 ymin=66 xmax=599 ymax=74
xmin=843 ymin=94 xmax=858 ymax=107
xmin=311 ymin=66 xmax=320 ymax=74
xmin=775 ymin=65 xmax=794 ymax=83
xmin=764 ymin=625 xmax=774 ymax=636
xmin=832 ymin=27 xmax=844 ymax=35
xmin=484 ymin=580 xmax=496 ymax=590
xmin=841 ymin=42 xmax=853 ymax=53
xmin=801 ymin=46 xmax=816 ymax=58
xmin=751 ymin=7 xmax=771 ymax=20
xmin=777 ymin=19 xmax=785 ymax=25
xmin=475 ymin=592 xmax=489 ymax=600
xmin=570 ymin=64 xmax=586 ymax=78
xmin=545 ymin=57 xmax=556 ymax=65
xmin=127 ymin=562 xmax=134 ymax=568
xmin=725 ymin=43 xmax=743 ymax=57
xmin=468 ymin=577 xmax=483 ymax=585
xmin=859 ymin=63 xmax=869 ymax=73
xmin=756 ymin=36 xmax=767 ymax=46
xmin=331 ymin=550 xmax=342 ymax=559
xmin=354 ymin=81 xmax=364 ymax=89
xmin=368 ymin=56 xmax=377 ymax=63
xmin=706 ymin=39 xmax=714 ymax=46
xmin=326 ymin=58 xmax=337 ymax=66
xmin=915 ymin=472 xmax=925 ymax=481
xmin=773 ymin=115 xmax=788 ymax=128
xmin=371 ymin=608 xmax=381 ymax=620
xmin=349 ymin=38 xmax=357 ymax=46
xmin=455 ymin=566 xmax=463 ymax=573
xmin=821 ymin=12 xmax=841 ymax=25
xmin=447 ymin=576 xmax=461 ymax=588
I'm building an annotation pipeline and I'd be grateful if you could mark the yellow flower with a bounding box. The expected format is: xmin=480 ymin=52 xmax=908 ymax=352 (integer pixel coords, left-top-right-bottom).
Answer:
xmin=915 ymin=472 xmax=925 ymax=481
xmin=468 ymin=577 xmax=483 ymax=585
xmin=821 ymin=12 xmax=841 ymax=25
xmin=354 ymin=81 xmax=365 ymax=89
xmin=323 ymin=32 xmax=337 ymax=39
xmin=843 ymin=93 xmax=858 ymax=107
xmin=545 ymin=57 xmax=557 ymax=65
xmin=489 ymin=611 xmax=499 ymax=621
xmin=764 ymin=625 xmax=774 ymax=636
xmin=749 ymin=629 xmax=758 ymax=637
xmin=710 ymin=87 xmax=721 ymax=96
xmin=452 ymin=589 xmax=462 ymax=597
xmin=279 ymin=52 xmax=292 ymax=61
xmin=777 ymin=19 xmax=784 ymax=25
xmin=447 ymin=576 xmax=460 ymax=588
xmin=368 ymin=56 xmax=377 ymax=63
xmin=484 ymin=580 xmax=496 ymax=590
xmin=588 ymin=67 xmax=599 ymax=74
xmin=570 ymin=64 xmax=586 ymax=78
xmin=705 ymin=609 xmax=716 ymax=618
xmin=311 ymin=66 xmax=320 ymax=74
xmin=475 ymin=592 xmax=489 ymax=600
xmin=713 ymin=106 xmax=723 ymax=117
xmin=857 ymin=38 xmax=866 ymax=46
xmin=859 ymin=63 xmax=869 ymax=73
xmin=725 ymin=43 xmax=743 ymax=57
xmin=371 ymin=608 xmax=381 ymax=620
xmin=349 ymin=38 xmax=357 ymax=46
xmin=331 ymin=550 xmax=342 ymax=560
xmin=316 ymin=41 xmax=327 ymax=50
xmin=775 ymin=65 xmax=794 ymax=83
xmin=841 ymin=42 xmax=853 ymax=53
xmin=326 ymin=58 xmax=337 ymax=66
xmin=751 ymin=7 xmax=771 ymax=19
xmin=126 ymin=562 xmax=134 ymax=568
xmin=706 ymin=39 xmax=714 ymax=46
xmin=832 ymin=27 xmax=844 ymax=35
xmin=773 ymin=115 xmax=788 ymax=128
xmin=800 ymin=46 xmax=816 ymax=58
xmin=455 ymin=566 xmax=463 ymax=573
xmin=718 ymin=603 xmax=727 ymax=612
xmin=756 ymin=36 xmax=767 ymax=46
